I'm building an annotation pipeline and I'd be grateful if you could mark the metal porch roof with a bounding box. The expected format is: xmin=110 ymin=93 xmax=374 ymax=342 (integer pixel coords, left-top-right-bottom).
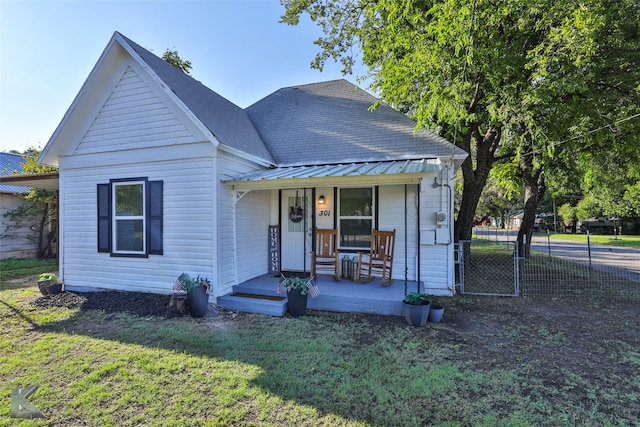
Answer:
xmin=223 ymin=159 xmax=441 ymax=189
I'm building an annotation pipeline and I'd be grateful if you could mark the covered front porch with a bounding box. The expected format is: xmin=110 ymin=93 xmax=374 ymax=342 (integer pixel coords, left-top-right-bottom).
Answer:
xmin=217 ymin=273 xmax=422 ymax=317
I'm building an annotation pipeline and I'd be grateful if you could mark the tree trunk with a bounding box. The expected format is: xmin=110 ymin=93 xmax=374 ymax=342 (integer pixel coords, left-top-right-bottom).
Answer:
xmin=454 ymin=125 xmax=501 ymax=242
xmin=517 ymin=158 xmax=546 ymax=257
xmin=36 ymin=204 xmax=48 ymax=258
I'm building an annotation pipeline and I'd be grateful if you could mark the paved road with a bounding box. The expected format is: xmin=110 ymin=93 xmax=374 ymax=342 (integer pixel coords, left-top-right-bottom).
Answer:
xmin=473 ymin=229 xmax=640 ymax=283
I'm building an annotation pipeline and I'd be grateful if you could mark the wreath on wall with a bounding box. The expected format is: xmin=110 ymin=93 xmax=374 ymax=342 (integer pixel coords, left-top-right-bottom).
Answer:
xmin=289 ymin=191 xmax=304 ymax=223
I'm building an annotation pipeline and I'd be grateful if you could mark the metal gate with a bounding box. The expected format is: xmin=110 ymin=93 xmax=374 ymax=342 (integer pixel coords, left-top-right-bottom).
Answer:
xmin=456 ymin=240 xmax=520 ymax=297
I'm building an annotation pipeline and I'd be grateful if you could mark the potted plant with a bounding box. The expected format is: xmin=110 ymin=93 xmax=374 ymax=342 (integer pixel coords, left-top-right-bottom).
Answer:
xmin=37 ymin=272 xmax=62 ymax=295
xmin=175 ymin=273 xmax=210 ymax=318
xmin=277 ymin=275 xmax=320 ymax=317
xmin=402 ymin=292 xmax=431 ymax=326
xmin=429 ymin=301 xmax=445 ymax=323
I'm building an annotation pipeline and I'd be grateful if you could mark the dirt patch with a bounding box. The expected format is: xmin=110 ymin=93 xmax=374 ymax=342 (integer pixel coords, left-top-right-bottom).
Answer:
xmin=33 ymin=290 xmax=191 ymax=319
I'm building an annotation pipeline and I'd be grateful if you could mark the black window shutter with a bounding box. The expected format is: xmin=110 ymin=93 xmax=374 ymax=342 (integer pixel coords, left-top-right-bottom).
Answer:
xmin=97 ymin=183 xmax=111 ymax=253
xmin=147 ymin=180 xmax=163 ymax=255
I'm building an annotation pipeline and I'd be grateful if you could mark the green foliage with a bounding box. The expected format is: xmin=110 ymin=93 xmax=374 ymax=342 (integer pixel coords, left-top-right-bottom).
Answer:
xmin=2 ymin=148 xmax=58 ymax=258
xmin=162 ymin=48 xmax=192 ymax=75
xmin=177 ymin=273 xmax=209 ymax=293
xmin=280 ymin=276 xmax=311 ymax=295
xmin=17 ymin=147 xmax=57 ymax=204
xmin=281 ymin=0 xmax=640 ymax=243
xmin=476 ymin=170 xmax=522 ymax=221
xmin=403 ymin=292 xmax=431 ymax=306
xmin=37 ymin=272 xmax=59 ymax=283
xmin=575 ymin=195 xmax=600 ymax=221
xmin=557 ymin=203 xmax=576 ymax=224
xmin=579 ymin=146 xmax=640 ymax=218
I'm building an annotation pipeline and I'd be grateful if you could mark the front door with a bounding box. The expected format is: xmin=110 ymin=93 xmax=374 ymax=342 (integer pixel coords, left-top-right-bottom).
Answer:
xmin=281 ymin=189 xmax=312 ymax=272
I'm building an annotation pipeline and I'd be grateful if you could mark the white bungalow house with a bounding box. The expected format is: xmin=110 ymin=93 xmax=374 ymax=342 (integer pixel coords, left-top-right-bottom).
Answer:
xmin=39 ymin=32 xmax=467 ymax=316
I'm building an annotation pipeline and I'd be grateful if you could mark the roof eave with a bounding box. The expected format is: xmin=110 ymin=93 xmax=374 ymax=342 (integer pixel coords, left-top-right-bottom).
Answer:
xmin=0 ymin=172 xmax=60 ymax=191
xmin=225 ymin=172 xmax=432 ymax=191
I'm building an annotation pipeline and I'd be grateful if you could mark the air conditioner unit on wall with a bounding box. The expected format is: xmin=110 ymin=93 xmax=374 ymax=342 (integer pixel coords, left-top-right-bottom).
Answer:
xmin=436 ymin=211 xmax=448 ymax=226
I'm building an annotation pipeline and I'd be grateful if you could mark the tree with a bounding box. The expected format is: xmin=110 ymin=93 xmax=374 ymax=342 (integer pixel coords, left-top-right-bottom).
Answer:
xmin=162 ymin=49 xmax=192 ymax=75
xmin=281 ymin=0 xmax=640 ymax=253
xmin=475 ymin=168 xmax=522 ymax=228
xmin=557 ymin=203 xmax=577 ymax=232
xmin=3 ymin=148 xmax=58 ymax=258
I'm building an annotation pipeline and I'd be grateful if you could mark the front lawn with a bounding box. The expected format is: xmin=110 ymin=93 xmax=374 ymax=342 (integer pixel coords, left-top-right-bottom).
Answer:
xmin=1 ymin=275 xmax=638 ymax=426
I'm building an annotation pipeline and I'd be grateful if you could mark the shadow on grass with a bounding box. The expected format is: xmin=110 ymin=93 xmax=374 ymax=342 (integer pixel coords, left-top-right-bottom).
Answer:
xmin=32 ymin=291 xmax=430 ymax=425
xmin=23 ymin=287 xmax=640 ymax=426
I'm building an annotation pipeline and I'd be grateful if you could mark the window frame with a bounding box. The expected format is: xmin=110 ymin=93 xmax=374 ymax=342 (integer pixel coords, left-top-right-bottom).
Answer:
xmin=337 ymin=186 xmax=376 ymax=250
xmin=97 ymin=177 xmax=163 ymax=257
xmin=112 ymin=178 xmax=147 ymax=256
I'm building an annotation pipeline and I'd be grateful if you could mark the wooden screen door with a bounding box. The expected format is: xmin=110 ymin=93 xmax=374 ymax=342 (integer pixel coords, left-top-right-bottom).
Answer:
xmin=281 ymin=189 xmax=312 ymax=272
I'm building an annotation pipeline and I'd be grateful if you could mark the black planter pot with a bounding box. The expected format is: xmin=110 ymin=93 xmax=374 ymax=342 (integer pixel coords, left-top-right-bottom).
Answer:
xmin=287 ymin=287 xmax=308 ymax=317
xmin=37 ymin=282 xmax=50 ymax=296
xmin=402 ymin=301 xmax=431 ymax=327
xmin=46 ymin=283 xmax=63 ymax=294
xmin=187 ymin=285 xmax=210 ymax=318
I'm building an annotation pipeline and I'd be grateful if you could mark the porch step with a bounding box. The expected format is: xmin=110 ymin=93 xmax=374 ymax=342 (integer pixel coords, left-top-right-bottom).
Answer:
xmin=217 ymin=292 xmax=288 ymax=317
xmin=308 ymin=294 xmax=404 ymax=316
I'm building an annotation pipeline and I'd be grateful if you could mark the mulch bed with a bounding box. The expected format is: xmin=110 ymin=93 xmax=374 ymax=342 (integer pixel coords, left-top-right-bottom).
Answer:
xmin=32 ymin=290 xmax=188 ymax=318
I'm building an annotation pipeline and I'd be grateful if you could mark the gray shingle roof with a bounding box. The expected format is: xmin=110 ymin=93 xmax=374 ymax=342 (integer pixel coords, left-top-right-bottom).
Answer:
xmin=116 ymin=33 xmax=466 ymax=170
xmin=0 ymin=152 xmax=31 ymax=193
xmin=118 ymin=33 xmax=274 ymax=164
xmin=245 ymin=80 xmax=466 ymax=167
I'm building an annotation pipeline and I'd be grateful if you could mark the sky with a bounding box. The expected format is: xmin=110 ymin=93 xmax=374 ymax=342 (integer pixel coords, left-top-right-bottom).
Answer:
xmin=0 ymin=0 xmax=370 ymax=153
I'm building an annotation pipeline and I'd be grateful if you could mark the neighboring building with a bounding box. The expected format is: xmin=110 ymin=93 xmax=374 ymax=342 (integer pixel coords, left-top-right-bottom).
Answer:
xmin=0 ymin=152 xmax=39 ymax=259
xmin=39 ymin=32 xmax=468 ymax=314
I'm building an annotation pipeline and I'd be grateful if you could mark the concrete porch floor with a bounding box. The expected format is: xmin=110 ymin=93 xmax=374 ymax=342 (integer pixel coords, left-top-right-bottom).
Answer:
xmin=217 ymin=273 xmax=423 ymax=317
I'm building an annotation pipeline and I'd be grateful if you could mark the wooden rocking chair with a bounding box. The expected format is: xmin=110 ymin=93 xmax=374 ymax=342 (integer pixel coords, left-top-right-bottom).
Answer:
xmin=311 ymin=228 xmax=341 ymax=281
xmin=358 ymin=229 xmax=396 ymax=286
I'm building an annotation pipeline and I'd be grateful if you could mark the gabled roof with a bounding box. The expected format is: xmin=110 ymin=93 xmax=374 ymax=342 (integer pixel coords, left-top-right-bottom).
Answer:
xmin=246 ymin=80 xmax=467 ymax=167
xmin=40 ymin=33 xmax=467 ymax=178
xmin=116 ymin=33 xmax=274 ymax=164
xmin=41 ymin=32 xmax=274 ymax=166
xmin=0 ymin=152 xmax=31 ymax=193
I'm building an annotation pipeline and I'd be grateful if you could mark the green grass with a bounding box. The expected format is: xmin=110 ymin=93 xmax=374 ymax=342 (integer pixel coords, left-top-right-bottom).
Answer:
xmin=1 ymin=268 xmax=639 ymax=426
xmin=0 ymin=258 xmax=58 ymax=282
xmin=548 ymin=232 xmax=640 ymax=248
xmin=474 ymin=226 xmax=640 ymax=249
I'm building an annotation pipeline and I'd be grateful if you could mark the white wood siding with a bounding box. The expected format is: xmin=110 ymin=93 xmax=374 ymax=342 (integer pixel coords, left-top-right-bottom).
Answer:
xmin=314 ymin=187 xmax=335 ymax=230
xmin=235 ymin=191 xmax=270 ymax=283
xmin=75 ymin=67 xmax=198 ymax=155
xmin=378 ymin=184 xmax=419 ymax=283
xmin=61 ymin=151 xmax=216 ymax=294
xmin=418 ymin=176 xmax=455 ymax=296
xmin=217 ymin=151 xmax=270 ymax=295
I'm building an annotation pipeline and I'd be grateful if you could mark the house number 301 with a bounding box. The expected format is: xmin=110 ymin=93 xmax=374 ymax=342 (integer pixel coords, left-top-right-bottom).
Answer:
xmin=318 ymin=210 xmax=331 ymax=217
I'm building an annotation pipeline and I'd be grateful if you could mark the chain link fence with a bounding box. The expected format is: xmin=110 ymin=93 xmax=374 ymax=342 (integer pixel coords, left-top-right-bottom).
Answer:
xmin=457 ymin=240 xmax=519 ymax=296
xmin=457 ymin=231 xmax=640 ymax=302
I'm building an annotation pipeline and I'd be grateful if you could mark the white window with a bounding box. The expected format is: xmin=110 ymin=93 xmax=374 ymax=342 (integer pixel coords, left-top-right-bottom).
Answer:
xmin=338 ymin=187 xmax=374 ymax=249
xmin=113 ymin=180 xmax=146 ymax=254
xmin=98 ymin=178 xmax=163 ymax=257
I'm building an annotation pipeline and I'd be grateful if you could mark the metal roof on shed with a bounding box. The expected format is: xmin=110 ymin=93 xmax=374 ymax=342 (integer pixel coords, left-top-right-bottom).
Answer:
xmin=0 ymin=152 xmax=31 ymax=193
